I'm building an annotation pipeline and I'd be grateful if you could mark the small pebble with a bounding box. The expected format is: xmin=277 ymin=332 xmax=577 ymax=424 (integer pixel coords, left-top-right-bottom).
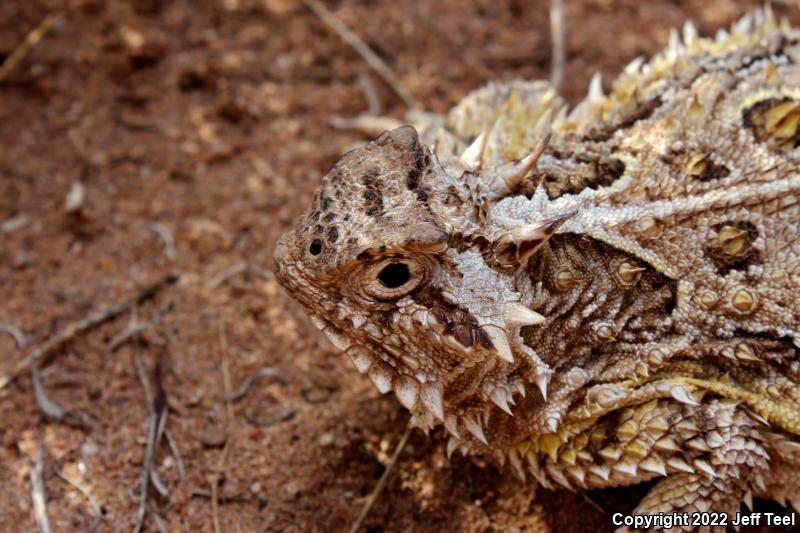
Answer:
xmin=284 ymin=480 xmax=301 ymax=499
xmin=81 ymin=440 xmax=100 ymax=457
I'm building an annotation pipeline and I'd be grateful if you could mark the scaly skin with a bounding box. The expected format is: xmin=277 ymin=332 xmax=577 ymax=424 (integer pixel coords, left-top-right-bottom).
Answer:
xmin=273 ymin=10 xmax=800 ymax=531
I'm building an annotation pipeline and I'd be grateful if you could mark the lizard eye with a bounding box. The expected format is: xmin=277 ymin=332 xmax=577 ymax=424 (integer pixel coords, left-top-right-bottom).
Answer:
xmin=378 ymin=263 xmax=410 ymax=288
xmin=365 ymin=259 xmax=424 ymax=299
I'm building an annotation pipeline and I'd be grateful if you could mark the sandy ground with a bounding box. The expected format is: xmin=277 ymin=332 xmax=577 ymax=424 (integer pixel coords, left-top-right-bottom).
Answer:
xmin=1 ymin=1 xmax=799 ymax=531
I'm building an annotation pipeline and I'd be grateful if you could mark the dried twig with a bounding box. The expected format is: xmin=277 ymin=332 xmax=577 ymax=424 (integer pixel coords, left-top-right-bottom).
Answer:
xmin=0 ymin=13 xmax=58 ymax=83
xmin=150 ymin=466 xmax=169 ymax=497
xmin=301 ymin=0 xmax=417 ymax=109
xmin=30 ymin=445 xmax=50 ymax=533
xmin=53 ymin=463 xmax=103 ymax=533
xmin=549 ymin=0 xmax=566 ymax=90
xmin=207 ymin=263 xmax=248 ymax=289
xmin=131 ymin=308 xmax=170 ymax=533
xmin=226 ymin=366 xmax=289 ymax=402
xmin=219 ymin=318 xmax=235 ymax=427
xmin=191 ymin=489 xmax=248 ymax=503
xmin=0 ymin=323 xmax=26 ymax=349
xmin=0 ymin=214 xmax=30 ymax=234
xmin=165 ymin=429 xmax=186 ymax=480
xmin=147 ymin=222 xmax=176 ymax=260
xmin=243 ymin=406 xmax=295 ymax=428
xmin=32 ymin=366 xmax=97 ymax=433
xmin=152 ymin=512 xmax=168 ymax=533
xmin=248 ymin=264 xmax=273 ymax=282
xmin=107 ymin=322 xmax=153 ymax=352
xmin=348 ymin=425 xmax=412 ymax=533
xmin=210 ymin=316 xmax=236 ymax=533
xmin=31 ymin=367 xmax=66 ymax=420
xmin=210 ymin=477 xmax=222 ymax=533
xmin=581 ymin=491 xmax=606 ymax=514
xmin=329 ymin=114 xmax=405 ymax=136
xmin=357 ymin=74 xmax=381 ymax=116
xmin=132 ymin=398 xmax=162 ymax=533
xmin=0 ymin=273 xmax=177 ymax=391
xmin=207 ymin=262 xmax=275 ymax=290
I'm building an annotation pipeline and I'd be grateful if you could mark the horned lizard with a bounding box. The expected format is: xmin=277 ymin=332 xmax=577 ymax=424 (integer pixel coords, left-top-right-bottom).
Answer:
xmin=274 ymin=9 xmax=800 ymax=531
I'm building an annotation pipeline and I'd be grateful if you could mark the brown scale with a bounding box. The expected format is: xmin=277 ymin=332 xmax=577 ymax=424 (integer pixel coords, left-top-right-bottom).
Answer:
xmin=522 ymin=234 xmax=677 ymax=372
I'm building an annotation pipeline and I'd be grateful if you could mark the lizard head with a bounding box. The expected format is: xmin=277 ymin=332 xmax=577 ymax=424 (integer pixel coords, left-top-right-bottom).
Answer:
xmin=274 ymin=126 xmax=560 ymax=445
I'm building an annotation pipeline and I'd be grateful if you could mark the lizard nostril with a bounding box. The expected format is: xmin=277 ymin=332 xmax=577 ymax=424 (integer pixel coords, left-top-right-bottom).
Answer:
xmin=309 ymin=239 xmax=323 ymax=256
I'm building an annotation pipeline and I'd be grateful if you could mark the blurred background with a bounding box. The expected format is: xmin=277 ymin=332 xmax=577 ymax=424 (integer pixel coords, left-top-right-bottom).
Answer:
xmin=1 ymin=1 xmax=798 ymax=531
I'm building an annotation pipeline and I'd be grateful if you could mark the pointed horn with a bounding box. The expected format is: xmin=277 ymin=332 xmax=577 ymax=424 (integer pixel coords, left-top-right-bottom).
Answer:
xmin=459 ymin=130 xmax=488 ymax=170
xmin=743 ymin=491 xmax=754 ymax=511
xmin=667 ymin=27 xmax=682 ymax=57
xmin=493 ymin=133 xmax=551 ymax=192
xmin=479 ymin=325 xmax=514 ymax=363
xmin=693 ymin=459 xmax=717 ymax=478
xmin=588 ymin=72 xmax=603 ymax=100
xmin=322 ymin=327 xmax=352 ymax=351
xmin=464 ymin=414 xmax=488 ymax=445
xmin=368 ymin=364 xmax=393 ymax=394
xmin=503 ymin=302 xmax=545 ymax=328
xmin=624 ymin=56 xmax=644 ymax=75
xmin=446 ymin=437 xmax=458 ymax=459
xmin=682 ymin=20 xmax=698 ymax=45
xmin=498 ymin=210 xmax=576 ymax=246
xmin=420 ymin=382 xmax=445 ymax=420
xmin=536 ymin=373 xmax=550 ymax=401
xmin=346 ymin=347 xmax=373 ymax=374
xmin=444 ymin=414 xmax=460 ymax=437
xmin=670 ymin=386 xmax=699 ymax=406
xmin=494 ymin=210 xmax=577 ymax=268
xmin=394 ymin=377 xmax=419 ymax=410
xmin=489 ymin=387 xmax=513 ymax=416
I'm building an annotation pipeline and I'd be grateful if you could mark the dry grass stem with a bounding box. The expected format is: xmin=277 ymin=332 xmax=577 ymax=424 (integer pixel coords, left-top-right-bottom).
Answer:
xmin=301 ymin=0 xmax=417 ymax=109
xmin=131 ymin=306 xmax=170 ymax=533
xmin=53 ymin=463 xmax=103 ymax=533
xmin=0 ymin=13 xmax=58 ymax=83
xmin=210 ymin=315 xmax=236 ymax=533
xmin=31 ymin=367 xmax=66 ymax=420
xmin=225 ymin=366 xmax=289 ymax=402
xmin=0 ymin=323 xmax=26 ymax=348
xmin=107 ymin=322 xmax=153 ymax=352
xmin=165 ymin=429 xmax=186 ymax=480
xmin=348 ymin=425 xmax=412 ymax=533
xmin=549 ymin=0 xmax=565 ymax=89
xmin=147 ymin=222 xmax=176 ymax=259
xmin=30 ymin=445 xmax=50 ymax=533
xmin=0 ymin=273 xmax=176 ymax=391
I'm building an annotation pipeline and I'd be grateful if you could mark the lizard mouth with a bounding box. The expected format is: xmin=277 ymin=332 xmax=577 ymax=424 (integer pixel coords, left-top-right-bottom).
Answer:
xmin=343 ymin=342 xmax=498 ymax=449
xmin=308 ymin=313 xmax=525 ymax=450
